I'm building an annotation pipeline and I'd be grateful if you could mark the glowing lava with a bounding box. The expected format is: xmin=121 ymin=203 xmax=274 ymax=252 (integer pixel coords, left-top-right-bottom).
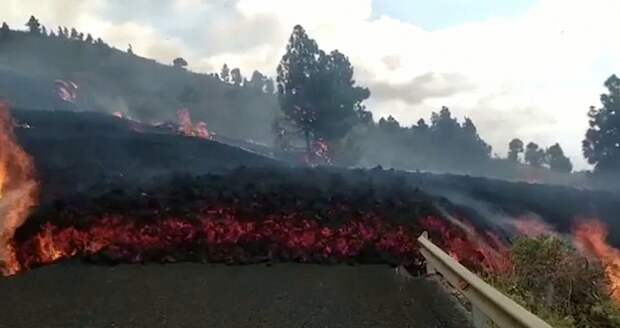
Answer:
xmin=573 ymin=219 xmax=620 ymax=303
xmin=420 ymin=216 xmax=511 ymax=273
xmin=0 ymin=103 xmax=39 ymax=275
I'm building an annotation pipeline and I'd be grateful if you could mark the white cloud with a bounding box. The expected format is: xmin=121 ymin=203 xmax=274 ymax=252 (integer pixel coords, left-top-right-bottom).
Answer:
xmin=2 ymin=0 xmax=620 ymax=169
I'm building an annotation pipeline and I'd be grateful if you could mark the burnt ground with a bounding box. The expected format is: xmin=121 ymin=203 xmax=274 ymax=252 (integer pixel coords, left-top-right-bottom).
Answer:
xmin=0 ymin=263 xmax=472 ymax=328
xmin=11 ymin=109 xmax=620 ymax=246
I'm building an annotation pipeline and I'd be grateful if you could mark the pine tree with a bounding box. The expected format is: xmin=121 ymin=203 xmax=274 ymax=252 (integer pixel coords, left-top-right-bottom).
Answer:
xmin=25 ymin=15 xmax=41 ymax=34
xmin=583 ymin=74 xmax=620 ymax=173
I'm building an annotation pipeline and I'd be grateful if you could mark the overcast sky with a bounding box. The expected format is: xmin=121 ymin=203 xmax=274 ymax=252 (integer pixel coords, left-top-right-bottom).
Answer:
xmin=2 ymin=0 xmax=620 ymax=169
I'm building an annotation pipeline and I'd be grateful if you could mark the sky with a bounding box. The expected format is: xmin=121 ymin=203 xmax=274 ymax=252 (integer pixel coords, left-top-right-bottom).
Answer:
xmin=2 ymin=0 xmax=620 ymax=169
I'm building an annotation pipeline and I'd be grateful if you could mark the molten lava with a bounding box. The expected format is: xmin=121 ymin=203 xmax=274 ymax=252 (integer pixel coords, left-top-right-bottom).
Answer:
xmin=420 ymin=216 xmax=511 ymax=273
xmin=177 ymin=108 xmax=213 ymax=139
xmin=0 ymin=103 xmax=39 ymax=275
xmin=16 ymin=213 xmax=422 ymax=270
xmin=573 ymin=219 xmax=620 ymax=303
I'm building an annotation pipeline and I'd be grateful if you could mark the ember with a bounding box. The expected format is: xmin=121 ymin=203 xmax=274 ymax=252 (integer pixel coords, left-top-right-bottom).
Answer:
xmin=0 ymin=103 xmax=39 ymax=275
xmin=573 ymin=219 xmax=620 ymax=303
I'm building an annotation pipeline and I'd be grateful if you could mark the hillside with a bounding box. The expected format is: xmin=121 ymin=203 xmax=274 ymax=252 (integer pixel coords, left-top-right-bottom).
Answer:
xmin=12 ymin=109 xmax=283 ymax=202
xmin=0 ymin=29 xmax=279 ymax=145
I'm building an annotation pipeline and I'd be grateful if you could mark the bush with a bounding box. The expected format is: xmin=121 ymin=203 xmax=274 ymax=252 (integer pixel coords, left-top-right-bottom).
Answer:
xmin=487 ymin=236 xmax=620 ymax=328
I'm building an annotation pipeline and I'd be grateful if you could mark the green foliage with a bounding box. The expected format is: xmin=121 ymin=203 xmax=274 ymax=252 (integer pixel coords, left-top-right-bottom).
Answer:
xmin=488 ymin=236 xmax=620 ymax=328
xmin=355 ymin=107 xmax=492 ymax=173
xmin=508 ymin=138 xmax=524 ymax=162
xmin=546 ymin=143 xmax=573 ymax=173
xmin=25 ymin=15 xmax=40 ymax=34
xmin=172 ymin=57 xmax=188 ymax=69
xmin=525 ymin=142 xmax=545 ymax=167
xmin=583 ymin=74 xmax=620 ymax=174
xmin=277 ymin=25 xmax=370 ymax=150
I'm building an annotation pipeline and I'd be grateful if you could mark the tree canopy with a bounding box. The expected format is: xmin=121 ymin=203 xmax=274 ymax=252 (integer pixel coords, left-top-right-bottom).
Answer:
xmin=173 ymin=57 xmax=188 ymax=69
xmin=25 ymin=15 xmax=40 ymax=34
xmin=583 ymin=74 xmax=620 ymax=174
xmin=546 ymin=143 xmax=573 ymax=173
xmin=508 ymin=138 xmax=524 ymax=162
xmin=276 ymin=25 xmax=370 ymax=150
xmin=525 ymin=142 xmax=545 ymax=167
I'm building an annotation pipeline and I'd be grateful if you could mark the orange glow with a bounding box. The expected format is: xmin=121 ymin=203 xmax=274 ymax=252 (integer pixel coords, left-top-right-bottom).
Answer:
xmin=573 ymin=219 xmax=620 ymax=303
xmin=420 ymin=216 xmax=511 ymax=273
xmin=177 ymin=108 xmax=213 ymax=139
xmin=0 ymin=103 xmax=39 ymax=275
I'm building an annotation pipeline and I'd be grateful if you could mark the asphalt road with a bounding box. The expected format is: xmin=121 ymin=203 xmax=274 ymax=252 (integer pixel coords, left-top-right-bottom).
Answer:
xmin=0 ymin=263 xmax=472 ymax=328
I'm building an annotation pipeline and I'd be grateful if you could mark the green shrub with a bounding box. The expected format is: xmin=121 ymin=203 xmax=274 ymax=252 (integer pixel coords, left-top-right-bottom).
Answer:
xmin=487 ymin=236 xmax=620 ymax=328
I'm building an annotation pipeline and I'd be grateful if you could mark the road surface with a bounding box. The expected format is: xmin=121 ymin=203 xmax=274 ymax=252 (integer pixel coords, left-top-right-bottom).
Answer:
xmin=0 ymin=263 xmax=472 ymax=328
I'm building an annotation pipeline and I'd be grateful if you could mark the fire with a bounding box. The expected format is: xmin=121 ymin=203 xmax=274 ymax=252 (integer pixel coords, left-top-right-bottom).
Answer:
xmin=573 ymin=219 xmax=620 ymax=303
xmin=304 ymin=139 xmax=331 ymax=166
xmin=0 ymin=103 xmax=39 ymax=275
xmin=177 ymin=108 xmax=213 ymax=139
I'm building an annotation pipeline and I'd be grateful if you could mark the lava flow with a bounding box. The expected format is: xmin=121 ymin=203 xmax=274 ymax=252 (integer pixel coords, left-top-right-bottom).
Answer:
xmin=573 ymin=219 xmax=620 ymax=303
xmin=0 ymin=103 xmax=39 ymax=275
xmin=12 ymin=206 xmax=512 ymax=277
xmin=16 ymin=213 xmax=422 ymax=270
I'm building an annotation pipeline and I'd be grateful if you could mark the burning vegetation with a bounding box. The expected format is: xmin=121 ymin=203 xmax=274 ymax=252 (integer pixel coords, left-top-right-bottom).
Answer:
xmin=0 ymin=103 xmax=38 ymax=275
xmin=573 ymin=219 xmax=620 ymax=303
xmin=177 ymin=108 xmax=213 ymax=140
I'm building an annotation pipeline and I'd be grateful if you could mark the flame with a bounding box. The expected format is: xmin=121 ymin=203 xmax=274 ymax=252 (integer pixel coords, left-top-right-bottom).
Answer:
xmin=0 ymin=103 xmax=39 ymax=275
xmin=177 ymin=108 xmax=213 ymax=139
xmin=573 ymin=219 xmax=620 ymax=303
xmin=304 ymin=139 xmax=331 ymax=166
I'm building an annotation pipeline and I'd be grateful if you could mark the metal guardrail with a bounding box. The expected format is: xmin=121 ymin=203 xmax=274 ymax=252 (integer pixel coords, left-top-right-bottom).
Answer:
xmin=417 ymin=232 xmax=552 ymax=328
